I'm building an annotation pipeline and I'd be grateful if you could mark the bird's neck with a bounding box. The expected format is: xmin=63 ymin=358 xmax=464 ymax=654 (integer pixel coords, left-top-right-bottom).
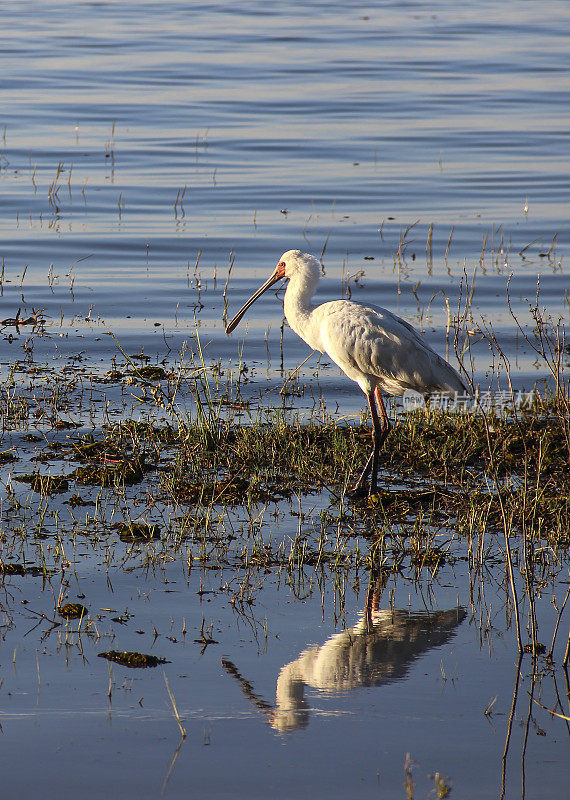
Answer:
xmin=283 ymin=273 xmax=319 ymax=348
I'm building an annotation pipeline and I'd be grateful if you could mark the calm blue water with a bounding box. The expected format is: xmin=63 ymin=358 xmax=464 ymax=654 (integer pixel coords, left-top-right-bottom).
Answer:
xmin=1 ymin=2 xmax=569 ymax=798
xmin=1 ymin=0 xmax=568 ymax=411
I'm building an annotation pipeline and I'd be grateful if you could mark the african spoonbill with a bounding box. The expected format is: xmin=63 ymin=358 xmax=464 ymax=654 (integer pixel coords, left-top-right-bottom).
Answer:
xmin=225 ymin=250 xmax=467 ymax=495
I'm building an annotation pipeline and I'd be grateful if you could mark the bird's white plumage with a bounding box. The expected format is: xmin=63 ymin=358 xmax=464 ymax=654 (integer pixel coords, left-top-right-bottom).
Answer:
xmin=279 ymin=249 xmax=466 ymax=398
xmin=226 ymin=249 xmax=467 ymax=494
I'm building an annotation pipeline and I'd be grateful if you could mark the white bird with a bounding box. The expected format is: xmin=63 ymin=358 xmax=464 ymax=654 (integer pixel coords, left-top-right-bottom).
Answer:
xmin=226 ymin=250 xmax=467 ymax=496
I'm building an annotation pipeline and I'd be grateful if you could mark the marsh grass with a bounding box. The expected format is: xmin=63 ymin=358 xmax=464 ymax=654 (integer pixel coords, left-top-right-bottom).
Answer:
xmin=0 ymin=282 xmax=568 ymax=664
xmin=4 ymin=388 xmax=567 ymax=593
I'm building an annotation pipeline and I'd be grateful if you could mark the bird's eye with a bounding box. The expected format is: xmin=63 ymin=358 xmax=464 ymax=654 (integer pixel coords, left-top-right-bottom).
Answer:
xmin=278 ymin=261 xmax=285 ymax=267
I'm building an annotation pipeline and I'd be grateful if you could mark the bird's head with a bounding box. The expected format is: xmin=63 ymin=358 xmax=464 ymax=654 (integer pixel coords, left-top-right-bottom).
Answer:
xmin=225 ymin=250 xmax=320 ymax=334
xmin=276 ymin=249 xmax=320 ymax=279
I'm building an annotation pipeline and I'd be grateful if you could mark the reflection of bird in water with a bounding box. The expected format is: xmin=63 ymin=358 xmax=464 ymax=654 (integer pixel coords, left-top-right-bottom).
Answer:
xmin=222 ymin=605 xmax=466 ymax=733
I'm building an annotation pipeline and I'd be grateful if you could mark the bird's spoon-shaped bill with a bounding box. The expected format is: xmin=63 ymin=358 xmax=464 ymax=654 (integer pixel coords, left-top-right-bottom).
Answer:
xmin=225 ymin=262 xmax=286 ymax=334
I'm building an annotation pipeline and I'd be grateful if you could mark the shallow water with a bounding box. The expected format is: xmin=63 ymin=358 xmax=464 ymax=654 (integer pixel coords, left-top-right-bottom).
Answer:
xmin=1 ymin=472 xmax=568 ymax=800
xmin=1 ymin=1 xmax=568 ymax=409
xmin=1 ymin=1 xmax=569 ymax=798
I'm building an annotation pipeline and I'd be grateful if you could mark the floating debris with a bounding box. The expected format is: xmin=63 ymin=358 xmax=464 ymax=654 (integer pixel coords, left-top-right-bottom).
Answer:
xmin=58 ymin=603 xmax=88 ymax=619
xmin=132 ymin=366 xmax=168 ymax=381
xmin=360 ymin=487 xmax=458 ymax=519
xmin=97 ymin=650 xmax=169 ymax=668
xmin=104 ymin=370 xmax=124 ymax=381
xmin=64 ymin=493 xmax=95 ymax=507
xmin=54 ymin=419 xmax=77 ymax=430
xmin=0 ymin=563 xmax=46 ymax=577
xmin=116 ymin=522 xmax=161 ymax=542
xmin=15 ymin=473 xmax=70 ymax=494
xmin=1 ymin=307 xmax=46 ymax=327
xmin=410 ymin=547 xmax=447 ymax=568
xmin=0 ymin=563 xmax=26 ymax=576
xmin=71 ymin=458 xmax=147 ymax=487
xmin=524 ymin=642 xmax=547 ymax=655
xmin=173 ymin=476 xmax=276 ymax=506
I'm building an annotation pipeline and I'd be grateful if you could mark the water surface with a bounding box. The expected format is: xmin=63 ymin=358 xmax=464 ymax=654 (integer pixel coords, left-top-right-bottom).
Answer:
xmin=1 ymin=2 xmax=569 ymax=798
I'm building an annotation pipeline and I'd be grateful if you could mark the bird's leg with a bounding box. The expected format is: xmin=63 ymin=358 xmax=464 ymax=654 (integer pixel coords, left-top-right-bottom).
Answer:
xmin=349 ymin=389 xmax=385 ymax=494
xmin=367 ymin=391 xmax=382 ymax=495
xmin=368 ymin=387 xmax=391 ymax=495
xmin=350 ymin=388 xmax=392 ymax=496
xmin=350 ymin=448 xmax=373 ymax=497
xmin=365 ymin=574 xmax=382 ymax=628
xmin=352 ymin=451 xmax=373 ymax=492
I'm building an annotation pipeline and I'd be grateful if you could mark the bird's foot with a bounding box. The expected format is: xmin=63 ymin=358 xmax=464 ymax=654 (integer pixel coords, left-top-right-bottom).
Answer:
xmin=368 ymin=478 xmax=379 ymax=497
xmin=347 ymin=482 xmax=369 ymax=499
xmin=366 ymin=488 xmax=382 ymax=506
xmin=347 ymin=482 xmax=380 ymax=501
